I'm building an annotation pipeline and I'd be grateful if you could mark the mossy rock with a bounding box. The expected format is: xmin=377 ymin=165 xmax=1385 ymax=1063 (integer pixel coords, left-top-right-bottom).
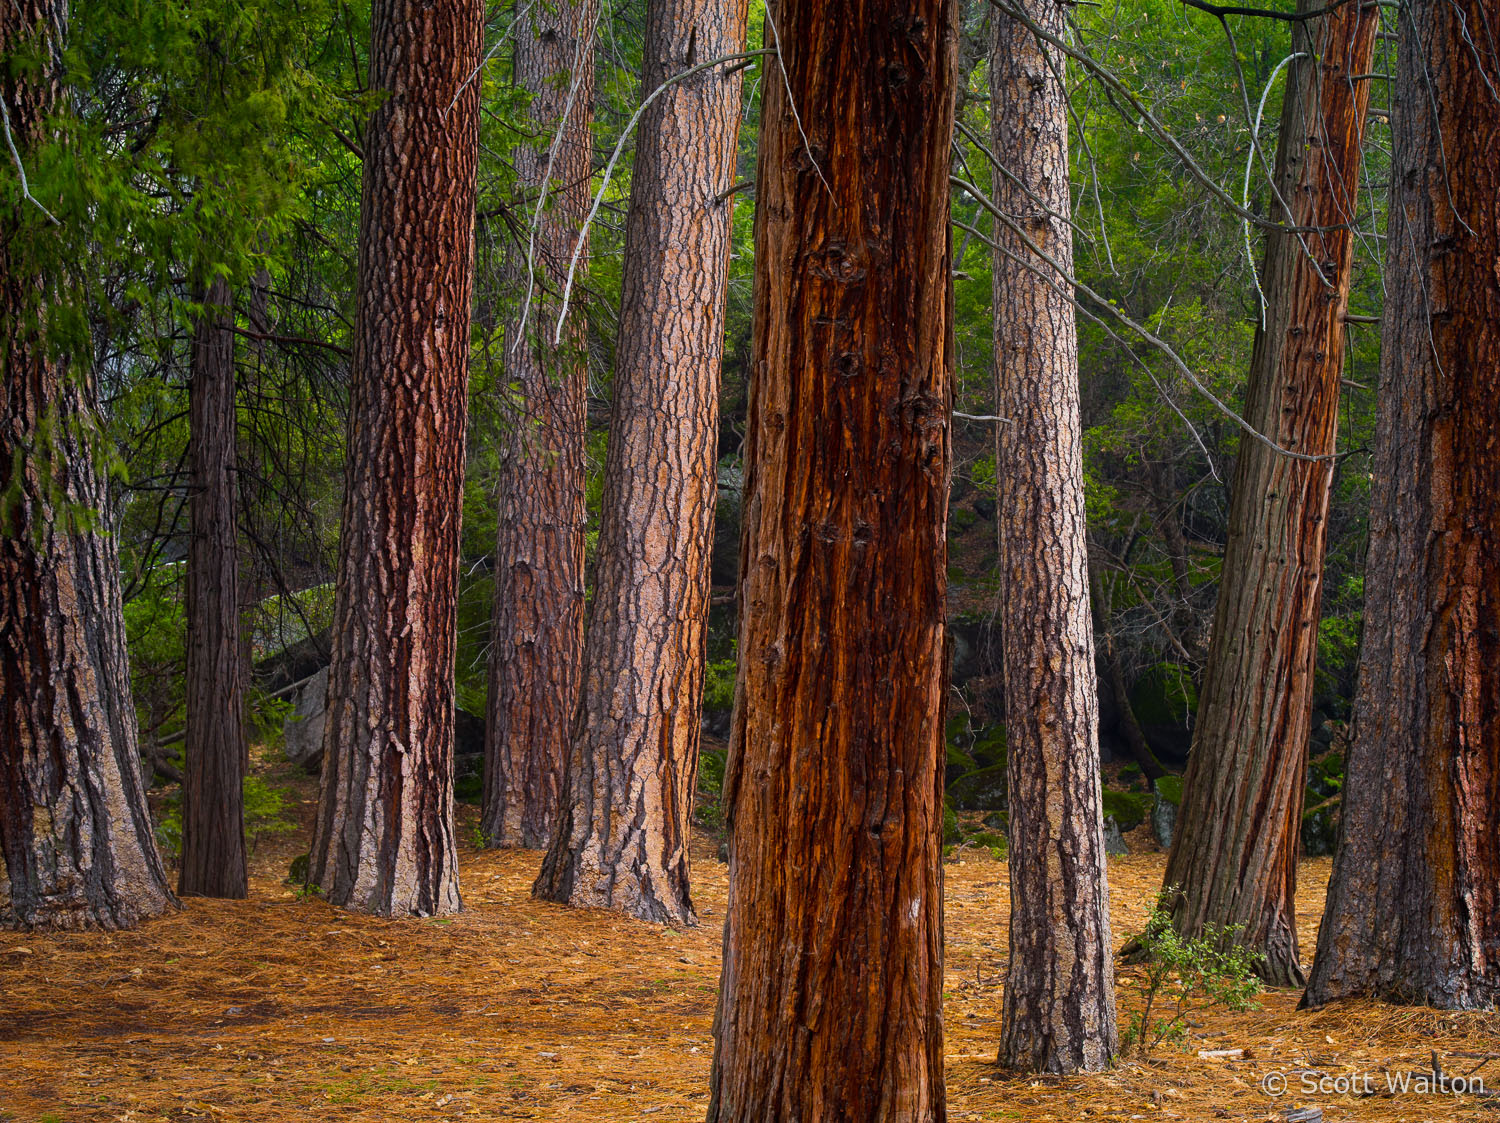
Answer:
xmin=286 ymin=853 xmax=310 ymax=886
xmin=968 ymin=725 xmax=1007 ymax=770
xmin=454 ymin=772 xmax=483 ymax=805
xmin=1153 ymin=774 xmax=1184 ymax=806
xmin=943 ymin=805 xmax=962 ymax=845
xmin=1307 ymin=750 xmax=1344 ymax=801
xmin=966 ymin=829 xmax=1007 ymax=852
xmin=981 ymin=810 xmax=1008 ymax=832
xmin=948 ymin=764 xmax=1008 ymax=811
xmin=945 ymin=742 xmax=976 ymax=785
xmin=1101 ymin=788 xmax=1153 ymax=832
xmin=1302 ymin=796 xmax=1340 ymax=857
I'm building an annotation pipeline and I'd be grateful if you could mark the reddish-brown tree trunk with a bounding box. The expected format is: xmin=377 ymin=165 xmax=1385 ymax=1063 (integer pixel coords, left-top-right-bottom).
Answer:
xmin=0 ymin=0 xmax=176 ymax=930
xmin=990 ymin=0 xmax=1117 ymax=1073
xmin=308 ymin=0 xmax=483 ymax=917
xmin=1303 ymin=0 xmax=1500 ymax=1010
xmin=705 ymin=2 xmax=956 ymax=1116
xmin=533 ymin=0 xmax=746 ymax=925
xmin=179 ymin=277 xmax=248 ymax=899
xmin=482 ymin=0 xmax=596 ymax=850
xmin=1165 ymin=0 xmax=1378 ymax=987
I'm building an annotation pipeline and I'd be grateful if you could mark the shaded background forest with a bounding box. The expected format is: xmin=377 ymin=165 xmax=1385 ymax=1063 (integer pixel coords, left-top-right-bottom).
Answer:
xmin=75 ymin=0 xmax=1381 ymax=861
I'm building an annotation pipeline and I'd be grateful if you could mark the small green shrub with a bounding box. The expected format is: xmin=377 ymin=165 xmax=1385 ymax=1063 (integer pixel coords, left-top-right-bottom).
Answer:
xmin=702 ymin=650 xmax=737 ymax=713
xmin=155 ymin=776 xmax=296 ymax=860
xmin=1122 ymin=888 xmax=1263 ymax=1055
xmin=943 ymin=805 xmax=961 ymax=845
xmin=697 ymin=747 xmax=729 ymax=834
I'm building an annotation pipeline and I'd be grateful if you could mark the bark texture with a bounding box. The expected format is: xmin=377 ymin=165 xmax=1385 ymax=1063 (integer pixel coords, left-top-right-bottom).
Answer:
xmin=308 ymin=0 xmax=483 ymax=917
xmin=991 ymin=0 xmax=1117 ymax=1073
xmin=1303 ymin=0 xmax=1500 ymax=1010
xmin=180 ymin=277 xmax=248 ymax=899
xmin=1164 ymin=0 xmax=1378 ymax=987
xmin=483 ymin=0 xmax=596 ymax=850
xmin=706 ymin=2 xmax=956 ymax=1117
xmin=0 ymin=0 xmax=176 ymax=930
xmin=533 ymin=0 xmax=746 ymax=925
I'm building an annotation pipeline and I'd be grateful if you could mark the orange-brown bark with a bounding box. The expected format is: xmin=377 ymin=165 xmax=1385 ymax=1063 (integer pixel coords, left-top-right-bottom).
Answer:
xmin=309 ymin=0 xmax=483 ymax=917
xmin=705 ymin=2 xmax=956 ymax=1117
xmin=483 ymin=0 xmax=595 ymax=850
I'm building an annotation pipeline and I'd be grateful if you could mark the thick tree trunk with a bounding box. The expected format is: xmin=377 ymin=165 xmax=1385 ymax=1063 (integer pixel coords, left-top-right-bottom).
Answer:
xmin=308 ymin=0 xmax=483 ymax=917
xmin=482 ymin=0 xmax=595 ymax=850
xmin=990 ymin=0 xmax=1118 ymax=1074
xmin=179 ymin=277 xmax=248 ymax=899
xmin=0 ymin=0 xmax=176 ymax=930
xmin=1164 ymin=0 xmax=1378 ymax=988
xmin=1303 ymin=0 xmax=1500 ymax=1010
xmin=705 ymin=2 xmax=955 ymax=1117
xmin=532 ymin=0 xmax=746 ymax=925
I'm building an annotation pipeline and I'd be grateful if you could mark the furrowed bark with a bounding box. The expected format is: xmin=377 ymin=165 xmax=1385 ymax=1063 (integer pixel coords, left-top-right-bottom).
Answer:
xmin=180 ymin=277 xmax=248 ymax=899
xmin=533 ymin=0 xmax=746 ymax=925
xmin=482 ymin=0 xmax=596 ymax=851
xmin=308 ymin=0 xmax=483 ymax=917
xmin=991 ymin=0 xmax=1118 ymax=1073
xmin=1302 ymin=0 xmax=1500 ymax=1011
xmin=706 ymin=1 xmax=956 ymax=1117
xmin=1164 ymin=0 xmax=1379 ymax=988
xmin=0 ymin=0 xmax=176 ymax=930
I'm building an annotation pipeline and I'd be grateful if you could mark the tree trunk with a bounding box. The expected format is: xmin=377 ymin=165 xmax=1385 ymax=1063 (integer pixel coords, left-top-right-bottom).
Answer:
xmin=482 ymin=0 xmax=596 ymax=850
xmin=1302 ymin=0 xmax=1500 ymax=1011
xmin=990 ymin=0 xmax=1118 ymax=1074
xmin=532 ymin=0 xmax=746 ymax=925
xmin=308 ymin=0 xmax=483 ymax=917
xmin=179 ymin=277 xmax=248 ymax=899
xmin=705 ymin=2 xmax=955 ymax=1117
xmin=1090 ymin=565 xmax=1167 ymax=783
xmin=0 ymin=0 xmax=176 ymax=930
xmin=1164 ymin=0 xmax=1378 ymax=988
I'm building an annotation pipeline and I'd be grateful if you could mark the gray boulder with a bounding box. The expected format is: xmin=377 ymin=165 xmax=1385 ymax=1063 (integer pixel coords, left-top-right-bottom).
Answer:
xmin=1104 ymin=816 xmax=1130 ymax=857
xmin=282 ymin=667 xmax=329 ymax=769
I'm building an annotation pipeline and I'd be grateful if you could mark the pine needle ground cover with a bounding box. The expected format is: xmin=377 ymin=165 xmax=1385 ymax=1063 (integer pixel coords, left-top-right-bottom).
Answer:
xmin=1 ymin=787 xmax=1495 ymax=1122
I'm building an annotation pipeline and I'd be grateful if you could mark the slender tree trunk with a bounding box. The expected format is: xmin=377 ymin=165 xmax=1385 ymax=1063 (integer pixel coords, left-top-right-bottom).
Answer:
xmin=533 ymin=0 xmax=746 ymax=925
xmin=0 ymin=0 xmax=176 ymax=930
xmin=990 ymin=0 xmax=1118 ymax=1074
xmin=179 ymin=277 xmax=248 ymax=898
xmin=1164 ymin=0 xmax=1378 ymax=988
xmin=308 ymin=0 xmax=483 ymax=917
xmin=1089 ymin=565 xmax=1167 ymax=782
xmin=1303 ymin=0 xmax=1500 ymax=1011
xmin=705 ymin=3 xmax=955 ymax=1117
xmin=482 ymin=0 xmax=596 ymax=850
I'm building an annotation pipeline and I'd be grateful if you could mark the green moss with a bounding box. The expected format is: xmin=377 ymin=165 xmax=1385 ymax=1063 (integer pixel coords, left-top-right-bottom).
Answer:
xmin=969 ymin=724 xmax=1007 ymax=769
xmin=948 ymin=763 xmax=1008 ymax=810
xmin=943 ymin=805 xmax=961 ymax=845
xmin=1154 ymin=774 xmax=1184 ymax=806
xmin=1102 ymin=789 xmax=1153 ymax=831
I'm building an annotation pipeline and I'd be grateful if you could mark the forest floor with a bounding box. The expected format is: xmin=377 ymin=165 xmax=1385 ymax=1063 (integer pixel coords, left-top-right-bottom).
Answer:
xmin=2 ymin=754 xmax=1497 ymax=1123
